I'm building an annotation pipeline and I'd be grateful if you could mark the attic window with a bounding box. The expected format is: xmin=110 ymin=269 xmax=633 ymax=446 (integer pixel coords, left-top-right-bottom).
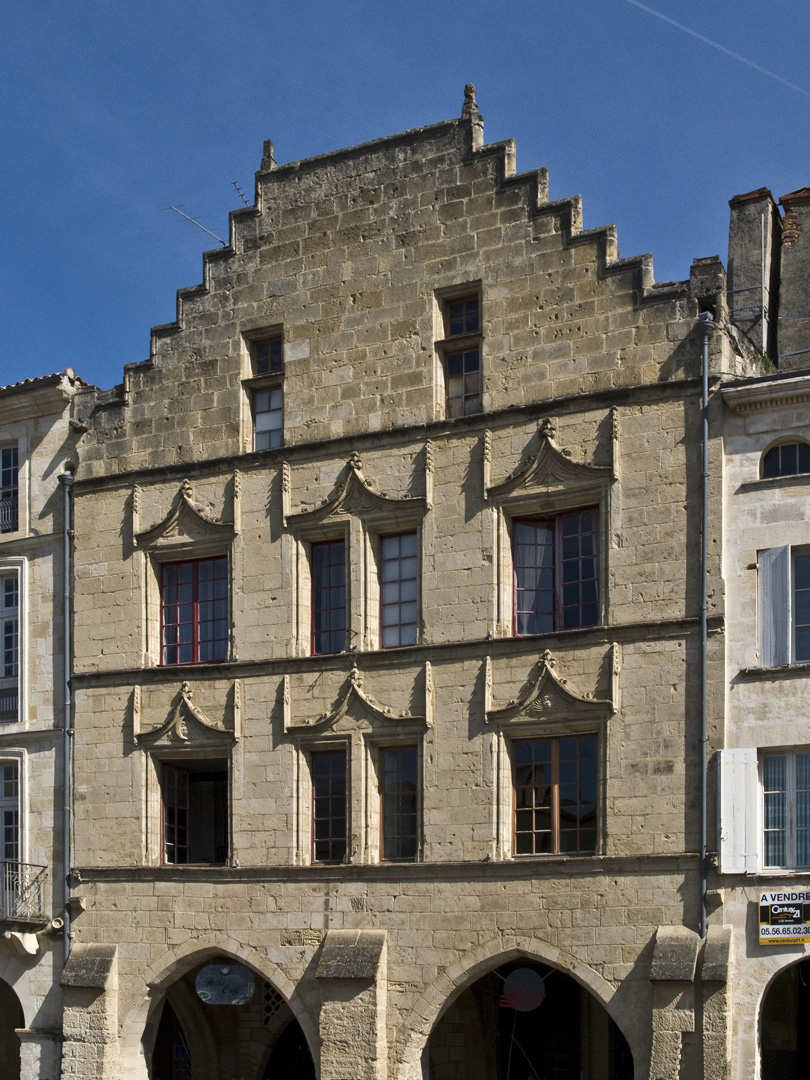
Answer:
xmin=761 ymin=442 xmax=810 ymax=479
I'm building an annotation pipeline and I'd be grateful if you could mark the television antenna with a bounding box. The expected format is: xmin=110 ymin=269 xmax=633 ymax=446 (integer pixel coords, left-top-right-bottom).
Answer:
xmin=169 ymin=205 xmax=227 ymax=247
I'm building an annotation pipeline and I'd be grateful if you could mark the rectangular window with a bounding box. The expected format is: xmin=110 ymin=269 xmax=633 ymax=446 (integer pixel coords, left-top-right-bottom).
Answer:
xmin=0 ymin=764 xmax=19 ymax=863
xmin=311 ymin=540 xmax=346 ymax=655
xmin=0 ymin=575 xmax=18 ymax=723
xmin=380 ymin=532 xmax=418 ymax=648
xmin=513 ymin=508 xmax=599 ymax=635
xmin=253 ymin=337 xmax=283 ymax=376
xmin=161 ymin=760 xmax=228 ymax=865
xmin=253 ymin=387 xmax=283 ymax=450
xmin=762 ymin=751 xmax=810 ymax=869
xmin=440 ymin=292 xmax=482 ymax=419
xmin=381 ymin=746 xmax=418 ymax=861
xmin=0 ymin=448 xmax=18 ymax=534
xmin=161 ymin=557 xmax=229 ymax=665
xmin=759 ymin=546 xmax=810 ymax=666
xmin=311 ymin=749 xmax=347 ymax=863
xmin=513 ymin=734 xmax=597 ymax=856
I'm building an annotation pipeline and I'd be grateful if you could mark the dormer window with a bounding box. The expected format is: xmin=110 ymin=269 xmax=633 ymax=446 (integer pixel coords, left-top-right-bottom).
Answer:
xmin=761 ymin=441 xmax=810 ymax=479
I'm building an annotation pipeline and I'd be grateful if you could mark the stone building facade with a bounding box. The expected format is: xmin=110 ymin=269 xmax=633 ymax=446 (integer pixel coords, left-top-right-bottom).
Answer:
xmin=0 ymin=371 xmax=84 ymax=1079
xmin=52 ymin=90 xmax=767 ymax=1080
xmin=716 ymin=178 xmax=810 ymax=1079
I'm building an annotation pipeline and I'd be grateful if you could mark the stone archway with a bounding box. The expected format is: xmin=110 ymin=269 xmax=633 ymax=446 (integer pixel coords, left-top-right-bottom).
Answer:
xmin=760 ymin=955 xmax=810 ymax=1080
xmin=395 ymin=937 xmax=640 ymax=1080
xmin=118 ymin=940 xmax=318 ymax=1080
xmin=426 ymin=959 xmax=632 ymax=1080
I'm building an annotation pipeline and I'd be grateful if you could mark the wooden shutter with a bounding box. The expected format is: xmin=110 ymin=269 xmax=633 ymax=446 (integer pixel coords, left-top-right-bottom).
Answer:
xmin=718 ymin=748 xmax=758 ymax=873
xmin=759 ymin=546 xmax=790 ymax=667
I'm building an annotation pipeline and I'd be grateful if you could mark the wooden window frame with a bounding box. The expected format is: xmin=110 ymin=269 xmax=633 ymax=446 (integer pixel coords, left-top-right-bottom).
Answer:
xmin=311 ymin=539 xmax=347 ymax=655
xmin=310 ymin=748 xmax=348 ymax=864
xmin=380 ymin=744 xmax=419 ymax=862
xmin=436 ymin=289 xmax=483 ymax=420
xmin=160 ymin=556 xmax=229 ymax=666
xmin=160 ymin=759 xmax=229 ymax=866
xmin=513 ymin=507 xmax=600 ymax=636
xmin=761 ymin=749 xmax=810 ymax=870
xmin=512 ymin=733 xmax=598 ymax=856
xmin=379 ymin=532 xmax=418 ymax=648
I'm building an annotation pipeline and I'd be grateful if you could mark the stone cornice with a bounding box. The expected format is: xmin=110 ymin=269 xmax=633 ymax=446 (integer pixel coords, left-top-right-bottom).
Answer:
xmin=70 ymin=615 xmax=723 ymax=689
xmin=71 ymin=850 xmax=700 ymax=886
xmin=722 ymin=372 xmax=810 ymax=413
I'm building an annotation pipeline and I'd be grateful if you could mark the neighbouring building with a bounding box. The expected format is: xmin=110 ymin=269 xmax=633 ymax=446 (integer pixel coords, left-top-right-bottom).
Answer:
xmin=716 ymin=185 xmax=810 ymax=1080
xmin=0 ymin=370 xmax=84 ymax=1079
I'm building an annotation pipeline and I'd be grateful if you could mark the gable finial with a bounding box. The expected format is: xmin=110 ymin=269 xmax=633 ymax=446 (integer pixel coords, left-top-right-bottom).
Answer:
xmin=462 ymin=84 xmax=481 ymax=121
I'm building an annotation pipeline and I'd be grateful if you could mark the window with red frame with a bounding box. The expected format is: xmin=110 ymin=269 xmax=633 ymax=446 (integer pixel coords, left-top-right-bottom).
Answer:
xmin=513 ymin=734 xmax=597 ymax=855
xmin=161 ymin=557 xmax=229 ymax=665
xmin=380 ymin=532 xmax=418 ymax=647
xmin=311 ymin=749 xmax=347 ymax=863
xmin=161 ymin=760 xmax=228 ymax=865
xmin=311 ymin=540 xmax=346 ymax=655
xmin=513 ymin=508 xmax=599 ymax=635
xmin=381 ymin=745 xmax=418 ymax=861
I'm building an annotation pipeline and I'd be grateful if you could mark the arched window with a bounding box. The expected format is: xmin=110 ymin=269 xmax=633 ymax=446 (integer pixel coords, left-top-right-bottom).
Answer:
xmin=761 ymin=442 xmax=810 ymax=479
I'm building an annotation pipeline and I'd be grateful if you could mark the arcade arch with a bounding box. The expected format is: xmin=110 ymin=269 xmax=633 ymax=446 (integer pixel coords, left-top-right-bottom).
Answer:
xmin=0 ymin=977 xmax=24 ymax=1080
xmin=426 ymin=959 xmax=633 ymax=1080
xmin=119 ymin=945 xmax=316 ymax=1080
xmin=760 ymin=955 xmax=810 ymax=1080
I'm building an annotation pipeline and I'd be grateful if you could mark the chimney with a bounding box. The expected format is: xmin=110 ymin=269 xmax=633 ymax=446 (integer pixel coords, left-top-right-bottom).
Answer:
xmin=777 ymin=188 xmax=810 ymax=371
xmin=727 ymin=188 xmax=781 ymax=359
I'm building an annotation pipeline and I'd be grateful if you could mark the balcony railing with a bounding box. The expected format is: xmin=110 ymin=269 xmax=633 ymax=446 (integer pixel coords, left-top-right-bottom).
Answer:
xmin=0 ymin=494 xmax=18 ymax=533
xmin=0 ymin=686 xmax=18 ymax=723
xmin=0 ymin=861 xmax=47 ymax=924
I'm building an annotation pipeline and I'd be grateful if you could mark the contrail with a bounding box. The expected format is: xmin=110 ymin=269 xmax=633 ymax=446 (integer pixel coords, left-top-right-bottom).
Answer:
xmin=624 ymin=0 xmax=810 ymax=100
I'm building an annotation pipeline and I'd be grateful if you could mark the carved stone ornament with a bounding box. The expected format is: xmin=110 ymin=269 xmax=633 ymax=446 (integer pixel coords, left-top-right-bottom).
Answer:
xmin=285 ymin=663 xmax=430 ymax=733
xmin=485 ymin=649 xmax=613 ymax=725
xmin=134 ymin=480 xmax=235 ymax=549
xmin=486 ymin=418 xmax=613 ymax=502
xmin=136 ymin=681 xmax=239 ymax=747
xmin=286 ymin=453 xmax=426 ymax=528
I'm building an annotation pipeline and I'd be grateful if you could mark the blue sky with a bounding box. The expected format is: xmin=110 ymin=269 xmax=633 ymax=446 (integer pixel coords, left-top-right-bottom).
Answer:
xmin=2 ymin=0 xmax=809 ymax=390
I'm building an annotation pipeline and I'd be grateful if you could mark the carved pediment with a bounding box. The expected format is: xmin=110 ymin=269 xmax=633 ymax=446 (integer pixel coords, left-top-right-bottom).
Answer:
xmin=485 ymin=650 xmax=613 ymax=725
xmin=135 ymin=681 xmax=240 ymax=747
xmin=286 ymin=452 xmax=426 ymax=528
xmin=486 ymin=418 xmax=612 ymax=502
xmin=284 ymin=663 xmax=431 ymax=734
xmin=134 ymin=479 xmax=235 ymax=548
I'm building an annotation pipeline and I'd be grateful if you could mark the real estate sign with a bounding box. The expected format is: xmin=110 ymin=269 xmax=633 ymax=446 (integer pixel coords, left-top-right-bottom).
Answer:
xmin=759 ymin=891 xmax=810 ymax=944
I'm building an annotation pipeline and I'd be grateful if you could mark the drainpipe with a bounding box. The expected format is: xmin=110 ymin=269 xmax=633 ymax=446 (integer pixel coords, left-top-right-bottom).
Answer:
xmin=696 ymin=311 xmax=715 ymax=940
xmin=58 ymin=468 xmax=74 ymax=964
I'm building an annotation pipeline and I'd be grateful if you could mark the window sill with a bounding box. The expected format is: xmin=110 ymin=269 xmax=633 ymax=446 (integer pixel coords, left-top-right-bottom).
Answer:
xmin=740 ymin=661 xmax=810 ymax=680
xmin=738 ymin=474 xmax=810 ymax=494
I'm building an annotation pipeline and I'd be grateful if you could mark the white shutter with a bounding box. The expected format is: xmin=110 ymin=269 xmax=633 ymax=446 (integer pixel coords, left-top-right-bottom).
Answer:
xmin=759 ymin=546 xmax=790 ymax=667
xmin=718 ymin=748 xmax=758 ymax=873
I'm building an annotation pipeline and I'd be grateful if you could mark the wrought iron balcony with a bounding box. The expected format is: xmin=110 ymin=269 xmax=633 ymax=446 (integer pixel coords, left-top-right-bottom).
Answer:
xmin=0 ymin=686 xmax=18 ymax=723
xmin=0 ymin=861 xmax=48 ymax=926
xmin=0 ymin=494 xmax=18 ymax=533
